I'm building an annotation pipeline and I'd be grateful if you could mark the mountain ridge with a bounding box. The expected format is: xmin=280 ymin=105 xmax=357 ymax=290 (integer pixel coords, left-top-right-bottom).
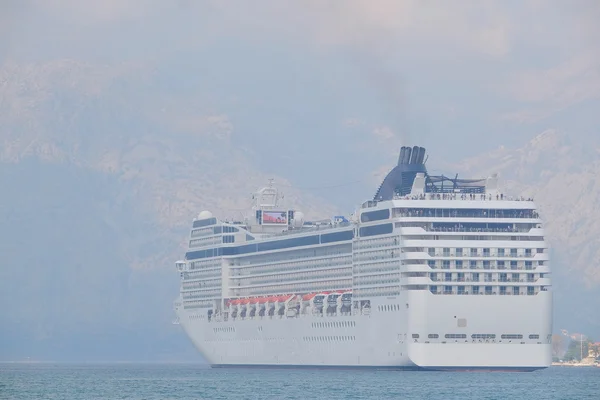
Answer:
xmin=1 ymin=60 xmax=599 ymax=361
xmin=453 ymin=129 xmax=600 ymax=286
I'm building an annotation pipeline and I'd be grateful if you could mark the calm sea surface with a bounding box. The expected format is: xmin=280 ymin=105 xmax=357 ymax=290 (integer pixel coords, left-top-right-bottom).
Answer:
xmin=1 ymin=363 xmax=598 ymax=400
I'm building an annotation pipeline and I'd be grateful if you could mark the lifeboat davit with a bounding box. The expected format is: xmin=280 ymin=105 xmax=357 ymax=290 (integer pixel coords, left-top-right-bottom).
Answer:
xmin=277 ymin=294 xmax=293 ymax=303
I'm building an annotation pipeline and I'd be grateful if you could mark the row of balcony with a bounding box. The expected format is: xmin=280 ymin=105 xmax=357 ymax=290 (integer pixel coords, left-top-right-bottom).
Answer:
xmin=430 ymin=290 xmax=545 ymax=296
xmin=429 ymin=278 xmax=541 ymax=283
xmin=401 ymin=264 xmax=551 ymax=274
xmin=231 ymin=259 xmax=351 ymax=278
xmin=402 ymin=252 xmax=548 ymax=261
xmin=234 ymin=269 xmax=350 ymax=287
xmin=428 ymin=252 xmax=538 ymax=257
xmin=401 ymin=276 xmax=551 ymax=286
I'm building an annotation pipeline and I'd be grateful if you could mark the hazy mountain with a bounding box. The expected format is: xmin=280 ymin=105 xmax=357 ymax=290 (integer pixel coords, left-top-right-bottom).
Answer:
xmin=1 ymin=60 xmax=598 ymax=361
xmin=0 ymin=60 xmax=338 ymax=361
xmin=453 ymin=130 xmax=600 ymax=337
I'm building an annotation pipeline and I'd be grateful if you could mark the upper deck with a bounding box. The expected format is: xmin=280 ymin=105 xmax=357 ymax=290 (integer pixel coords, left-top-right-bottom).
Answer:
xmin=390 ymin=192 xmax=536 ymax=208
xmin=367 ymin=195 xmax=540 ymax=216
xmin=177 ymin=144 xmax=550 ymax=310
xmin=187 ymin=144 xmax=543 ymax=256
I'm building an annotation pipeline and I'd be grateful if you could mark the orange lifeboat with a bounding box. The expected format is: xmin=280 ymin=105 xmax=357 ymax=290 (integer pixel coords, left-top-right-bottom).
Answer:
xmin=302 ymin=293 xmax=317 ymax=301
xmin=277 ymin=294 xmax=293 ymax=302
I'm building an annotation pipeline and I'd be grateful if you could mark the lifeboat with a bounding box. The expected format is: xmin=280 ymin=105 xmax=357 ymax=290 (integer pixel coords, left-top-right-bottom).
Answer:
xmin=229 ymin=300 xmax=239 ymax=318
xmin=327 ymin=293 xmax=341 ymax=303
xmin=326 ymin=293 xmax=341 ymax=315
xmin=249 ymin=299 xmax=257 ymax=317
xmin=266 ymin=297 xmax=277 ymax=317
xmin=301 ymin=293 xmax=316 ymax=314
xmin=285 ymin=295 xmax=301 ymax=318
xmin=340 ymin=291 xmax=353 ymax=314
xmin=275 ymin=295 xmax=292 ymax=316
xmin=308 ymin=293 xmax=326 ymax=316
xmin=302 ymin=293 xmax=317 ymax=301
xmin=277 ymin=294 xmax=293 ymax=303
xmin=257 ymin=297 xmax=267 ymax=317
xmin=236 ymin=298 xmax=249 ymax=318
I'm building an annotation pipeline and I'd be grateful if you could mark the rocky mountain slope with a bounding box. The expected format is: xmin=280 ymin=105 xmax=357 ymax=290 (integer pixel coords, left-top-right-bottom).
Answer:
xmin=452 ymin=130 xmax=600 ymax=335
xmin=1 ymin=60 xmax=598 ymax=360
xmin=453 ymin=130 xmax=600 ymax=286
xmin=0 ymin=60 xmax=338 ymax=361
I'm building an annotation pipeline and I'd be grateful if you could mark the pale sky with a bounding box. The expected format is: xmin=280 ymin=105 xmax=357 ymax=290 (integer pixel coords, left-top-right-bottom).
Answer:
xmin=2 ymin=0 xmax=599 ymax=206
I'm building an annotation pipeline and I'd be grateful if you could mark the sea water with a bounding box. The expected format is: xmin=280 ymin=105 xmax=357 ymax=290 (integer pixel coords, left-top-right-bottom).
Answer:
xmin=1 ymin=363 xmax=598 ymax=400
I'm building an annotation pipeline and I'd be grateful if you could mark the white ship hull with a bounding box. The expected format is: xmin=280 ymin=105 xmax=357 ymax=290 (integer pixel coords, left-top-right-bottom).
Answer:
xmin=178 ymin=291 xmax=552 ymax=371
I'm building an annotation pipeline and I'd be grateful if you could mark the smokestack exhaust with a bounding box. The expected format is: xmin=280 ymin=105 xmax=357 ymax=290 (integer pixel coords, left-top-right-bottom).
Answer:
xmin=417 ymin=147 xmax=426 ymax=164
xmin=404 ymin=147 xmax=412 ymax=165
xmin=398 ymin=146 xmax=407 ymax=165
xmin=410 ymin=146 xmax=419 ymax=164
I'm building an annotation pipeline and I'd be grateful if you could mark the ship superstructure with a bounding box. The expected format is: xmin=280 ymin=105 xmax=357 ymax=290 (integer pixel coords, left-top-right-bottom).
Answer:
xmin=173 ymin=146 xmax=552 ymax=370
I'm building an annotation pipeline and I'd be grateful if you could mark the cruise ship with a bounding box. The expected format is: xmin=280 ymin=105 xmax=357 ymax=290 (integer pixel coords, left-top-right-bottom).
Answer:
xmin=173 ymin=146 xmax=552 ymax=371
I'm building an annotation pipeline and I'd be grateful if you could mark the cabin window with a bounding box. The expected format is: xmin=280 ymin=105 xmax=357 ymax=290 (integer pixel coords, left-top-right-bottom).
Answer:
xmin=360 ymin=209 xmax=390 ymax=223
xmin=445 ymin=334 xmax=467 ymax=339
xmin=501 ymin=334 xmax=523 ymax=340
xmin=193 ymin=217 xmax=217 ymax=228
xmin=359 ymin=223 xmax=394 ymax=237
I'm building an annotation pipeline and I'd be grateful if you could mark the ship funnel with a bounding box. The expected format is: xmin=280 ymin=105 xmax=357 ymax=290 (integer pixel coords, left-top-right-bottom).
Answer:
xmin=417 ymin=147 xmax=426 ymax=164
xmin=409 ymin=146 xmax=419 ymax=164
xmin=398 ymin=146 xmax=407 ymax=166
xmin=404 ymin=146 xmax=412 ymax=165
xmin=397 ymin=146 xmax=428 ymax=165
xmin=376 ymin=145 xmax=429 ymax=200
xmin=402 ymin=146 xmax=411 ymax=164
xmin=413 ymin=147 xmax=422 ymax=164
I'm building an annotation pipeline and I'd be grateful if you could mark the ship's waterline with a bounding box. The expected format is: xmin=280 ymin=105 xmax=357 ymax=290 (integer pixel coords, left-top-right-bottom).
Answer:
xmin=173 ymin=145 xmax=552 ymax=371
